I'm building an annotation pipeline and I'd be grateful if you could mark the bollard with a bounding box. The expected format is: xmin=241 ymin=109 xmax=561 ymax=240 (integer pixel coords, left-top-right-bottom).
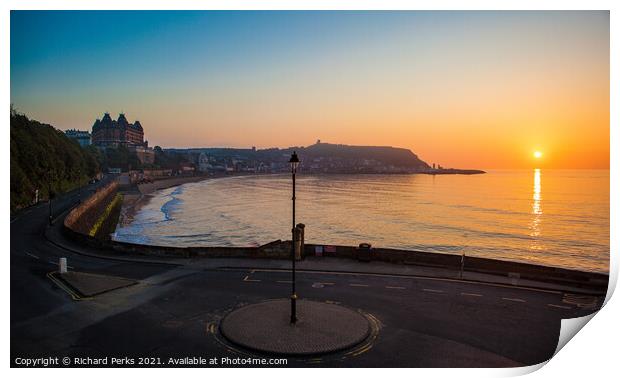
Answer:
xmin=59 ymin=257 xmax=67 ymax=274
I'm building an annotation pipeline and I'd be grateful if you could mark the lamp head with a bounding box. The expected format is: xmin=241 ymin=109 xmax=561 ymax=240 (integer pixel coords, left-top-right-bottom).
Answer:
xmin=289 ymin=151 xmax=300 ymax=172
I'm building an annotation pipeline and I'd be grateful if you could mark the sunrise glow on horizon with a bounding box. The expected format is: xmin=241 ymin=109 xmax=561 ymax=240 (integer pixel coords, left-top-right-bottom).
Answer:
xmin=10 ymin=11 xmax=610 ymax=169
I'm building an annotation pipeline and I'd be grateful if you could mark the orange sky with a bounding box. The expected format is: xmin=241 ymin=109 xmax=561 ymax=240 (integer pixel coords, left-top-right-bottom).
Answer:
xmin=12 ymin=11 xmax=610 ymax=169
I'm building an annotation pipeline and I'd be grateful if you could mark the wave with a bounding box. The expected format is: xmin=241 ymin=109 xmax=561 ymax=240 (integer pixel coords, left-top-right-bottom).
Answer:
xmin=160 ymin=186 xmax=185 ymax=221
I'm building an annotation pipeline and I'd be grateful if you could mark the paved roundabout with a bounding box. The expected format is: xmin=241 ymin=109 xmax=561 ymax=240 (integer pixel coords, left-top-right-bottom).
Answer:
xmin=219 ymin=299 xmax=371 ymax=356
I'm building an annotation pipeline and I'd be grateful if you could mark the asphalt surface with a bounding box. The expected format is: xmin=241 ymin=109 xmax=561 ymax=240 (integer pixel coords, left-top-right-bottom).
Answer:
xmin=10 ymin=182 xmax=604 ymax=368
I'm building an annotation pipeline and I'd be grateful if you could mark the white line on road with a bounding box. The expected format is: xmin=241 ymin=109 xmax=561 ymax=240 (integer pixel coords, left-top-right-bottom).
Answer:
xmin=317 ymin=282 xmax=335 ymax=286
xmin=349 ymin=283 xmax=369 ymax=287
xmin=423 ymin=289 xmax=444 ymax=293
xmin=385 ymin=286 xmax=406 ymax=290
xmin=502 ymin=297 xmax=526 ymax=302
xmin=461 ymin=292 xmax=482 ymax=297
xmin=242 ymin=275 xmax=261 ymax=282
xmin=548 ymin=304 xmax=572 ymax=309
xmin=25 ymin=252 xmax=40 ymax=260
xmin=238 ymin=268 xmax=563 ymax=295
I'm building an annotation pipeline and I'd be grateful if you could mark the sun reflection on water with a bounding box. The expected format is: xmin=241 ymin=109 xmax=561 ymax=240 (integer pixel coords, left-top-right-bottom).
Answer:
xmin=532 ymin=168 xmax=542 ymax=215
xmin=530 ymin=168 xmax=543 ymax=248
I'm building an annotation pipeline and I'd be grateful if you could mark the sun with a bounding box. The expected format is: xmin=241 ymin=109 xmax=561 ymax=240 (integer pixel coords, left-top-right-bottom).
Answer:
xmin=533 ymin=151 xmax=543 ymax=159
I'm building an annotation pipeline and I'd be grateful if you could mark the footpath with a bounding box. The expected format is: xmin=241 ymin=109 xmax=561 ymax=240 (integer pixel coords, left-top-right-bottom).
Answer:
xmin=44 ymin=218 xmax=608 ymax=296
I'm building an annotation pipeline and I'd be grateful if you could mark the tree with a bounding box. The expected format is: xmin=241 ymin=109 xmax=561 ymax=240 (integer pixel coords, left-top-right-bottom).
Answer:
xmin=10 ymin=110 xmax=102 ymax=212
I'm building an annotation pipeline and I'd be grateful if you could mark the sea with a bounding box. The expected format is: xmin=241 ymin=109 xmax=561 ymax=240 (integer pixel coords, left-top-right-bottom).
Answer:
xmin=112 ymin=170 xmax=609 ymax=273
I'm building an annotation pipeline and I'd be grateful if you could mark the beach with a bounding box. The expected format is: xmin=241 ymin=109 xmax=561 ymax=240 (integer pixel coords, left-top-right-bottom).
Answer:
xmin=118 ymin=175 xmax=212 ymax=228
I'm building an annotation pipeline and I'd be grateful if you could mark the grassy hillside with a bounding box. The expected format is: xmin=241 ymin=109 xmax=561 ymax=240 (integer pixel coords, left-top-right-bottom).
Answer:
xmin=10 ymin=109 xmax=100 ymax=213
xmin=302 ymin=142 xmax=430 ymax=170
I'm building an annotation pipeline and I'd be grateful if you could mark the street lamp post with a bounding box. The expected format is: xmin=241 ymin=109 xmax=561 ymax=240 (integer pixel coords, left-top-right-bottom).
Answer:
xmin=48 ymin=175 xmax=53 ymax=226
xmin=77 ymin=169 xmax=82 ymax=204
xmin=289 ymin=151 xmax=300 ymax=324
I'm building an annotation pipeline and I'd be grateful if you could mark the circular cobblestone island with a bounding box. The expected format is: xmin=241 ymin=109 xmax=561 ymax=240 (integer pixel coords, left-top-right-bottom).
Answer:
xmin=220 ymin=299 xmax=371 ymax=356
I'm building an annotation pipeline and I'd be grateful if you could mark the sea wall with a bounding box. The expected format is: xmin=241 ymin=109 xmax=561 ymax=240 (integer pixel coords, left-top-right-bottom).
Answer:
xmin=63 ymin=223 xmax=608 ymax=292
xmin=302 ymin=244 xmax=608 ymax=290
xmin=109 ymin=239 xmax=291 ymax=259
xmin=64 ymin=181 xmax=119 ymax=238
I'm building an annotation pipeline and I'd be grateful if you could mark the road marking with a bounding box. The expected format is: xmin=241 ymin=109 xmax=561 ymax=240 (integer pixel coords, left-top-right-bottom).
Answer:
xmin=461 ymin=292 xmax=482 ymax=297
xmin=46 ymin=272 xmax=90 ymax=301
xmin=349 ymin=283 xmax=369 ymax=287
xmin=548 ymin=304 xmax=572 ymax=309
xmin=502 ymin=297 xmax=526 ymax=302
xmin=276 ymin=280 xmax=293 ymax=284
xmin=312 ymin=282 xmax=335 ymax=288
xmin=232 ymin=268 xmax=564 ymax=295
xmin=423 ymin=288 xmax=444 ymax=293
xmin=242 ymin=275 xmax=261 ymax=282
xmin=352 ymin=344 xmax=373 ymax=356
xmin=25 ymin=251 xmax=40 ymax=260
xmin=562 ymin=294 xmax=599 ymax=309
xmin=206 ymin=323 xmax=217 ymax=334
xmin=385 ymin=286 xmax=406 ymax=290
xmin=325 ymin=300 xmax=341 ymax=305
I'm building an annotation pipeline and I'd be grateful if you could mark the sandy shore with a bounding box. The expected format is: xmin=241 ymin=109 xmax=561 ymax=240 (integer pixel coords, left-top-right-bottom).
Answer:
xmin=118 ymin=173 xmax=257 ymax=228
xmin=137 ymin=175 xmax=213 ymax=195
xmin=117 ymin=193 xmax=148 ymax=227
xmin=118 ymin=175 xmax=212 ymax=227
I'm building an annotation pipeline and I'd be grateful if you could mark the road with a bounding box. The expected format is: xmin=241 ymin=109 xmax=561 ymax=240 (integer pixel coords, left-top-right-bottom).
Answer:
xmin=10 ymin=183 xmax=603 ymax=368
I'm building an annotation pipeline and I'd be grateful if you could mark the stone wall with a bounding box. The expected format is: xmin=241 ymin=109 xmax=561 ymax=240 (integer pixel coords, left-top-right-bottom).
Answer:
xmin=64 ymin=181 xmax=119 ymax=236
xmin=108 ymin=239 xmax=292 ymax=259
xmin=90 ymin=194 xmax=123 ymax=240
xmin=303 ymin=243 xmax=608 ymax=291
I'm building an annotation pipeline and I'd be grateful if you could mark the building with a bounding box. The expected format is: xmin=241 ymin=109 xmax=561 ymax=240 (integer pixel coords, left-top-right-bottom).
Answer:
xmin=91 ymin=112 xmax=155 ymax=165
xmin=65 ymin=129 xmax=91 ymax=147
xmin=134 ymin=145 xmax=155 ymax=165
xmin=91 ymin=112 xmax=146 ymax=148
xmin=197 ymin=152 xmax=210 ymax=172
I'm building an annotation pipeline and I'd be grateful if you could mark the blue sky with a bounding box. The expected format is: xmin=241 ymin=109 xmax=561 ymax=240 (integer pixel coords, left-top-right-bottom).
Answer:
xmin=10 ymin=11 xmax=609 ymax=168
